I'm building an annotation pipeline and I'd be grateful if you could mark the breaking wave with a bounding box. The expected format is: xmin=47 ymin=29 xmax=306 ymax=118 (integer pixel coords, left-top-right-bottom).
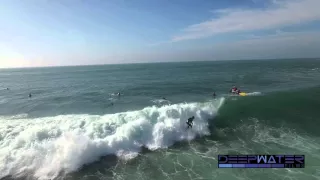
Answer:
xmin=0 ymin=98 xmax=224 ymax=180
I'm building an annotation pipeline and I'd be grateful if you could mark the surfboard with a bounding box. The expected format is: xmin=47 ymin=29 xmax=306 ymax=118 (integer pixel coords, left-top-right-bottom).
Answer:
xmin=239 ymin=92 xmax=247 ymax=96
xmin=229 ymin=92 xmax=261 ymax=97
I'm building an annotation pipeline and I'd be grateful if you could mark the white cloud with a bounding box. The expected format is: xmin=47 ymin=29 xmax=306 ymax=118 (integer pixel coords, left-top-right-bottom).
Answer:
xmin=209 ymin=30 xmax=320 ymax=59
xmin=172 ymin=0 xmax=320 ymax=42
xmin=146 ymin=30 xmax=320 ymax=61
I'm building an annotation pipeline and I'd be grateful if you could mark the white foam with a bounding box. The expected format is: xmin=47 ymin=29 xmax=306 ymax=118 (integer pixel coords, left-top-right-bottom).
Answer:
xmin=151 ymin=99 xmax=171 ymax=105
xmin=109 ymin=92 xmax=122 ymax=97
xmin=0 ymin=114 xmax=29 ymax=119
xmin=0 ymin=98 xmax=224 ymax=180
xmin=245 ymin=92 xmax=262 ymax=96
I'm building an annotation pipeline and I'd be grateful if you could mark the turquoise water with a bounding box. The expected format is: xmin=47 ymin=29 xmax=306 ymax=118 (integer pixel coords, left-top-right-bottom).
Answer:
xmin=0 ymin=59 xmax=320 ymax=180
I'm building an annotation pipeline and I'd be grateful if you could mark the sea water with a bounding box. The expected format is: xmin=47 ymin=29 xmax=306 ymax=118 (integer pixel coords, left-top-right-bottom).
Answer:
xmin=0 ymin=59 xmax=320 ymax=180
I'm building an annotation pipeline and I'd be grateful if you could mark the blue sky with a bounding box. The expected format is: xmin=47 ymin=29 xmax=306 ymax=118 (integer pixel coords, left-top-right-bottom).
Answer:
xmin=1 ymin=0 xmax=320 ymax=68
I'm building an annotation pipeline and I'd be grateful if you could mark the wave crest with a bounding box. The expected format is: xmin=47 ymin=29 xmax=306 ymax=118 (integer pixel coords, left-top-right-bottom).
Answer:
xmin=0 ymin=98 xmax=224 ymax=180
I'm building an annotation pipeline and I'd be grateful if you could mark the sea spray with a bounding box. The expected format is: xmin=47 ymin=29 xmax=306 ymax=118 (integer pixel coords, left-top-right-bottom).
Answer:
xmin=0 ymin=98 xmax=224 ymax=180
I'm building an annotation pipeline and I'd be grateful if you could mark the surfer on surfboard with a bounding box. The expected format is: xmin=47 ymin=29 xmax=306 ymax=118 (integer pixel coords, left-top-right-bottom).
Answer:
xmin=230 ymin=86 xmax=241 ymax=95
xmin=186 ymin=116 xmax=195 ymax=129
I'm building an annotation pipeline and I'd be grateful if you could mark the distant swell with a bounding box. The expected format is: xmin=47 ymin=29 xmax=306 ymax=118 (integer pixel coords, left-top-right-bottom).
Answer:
xmin=0 ymin=98 xmax=224 ymax=180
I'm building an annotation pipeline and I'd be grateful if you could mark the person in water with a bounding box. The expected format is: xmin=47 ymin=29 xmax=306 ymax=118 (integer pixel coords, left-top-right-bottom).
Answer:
xmin=230 ymin=86 xmax=237 ymax=93
xmin=162 ymin=97 xmax=167 ymax=100
xmin=186 ymin=116 xmax=195 ymax=128
xmin=212 ymin=92 xmax=216 ymax=98
xmin=29 ymin=93 xmax=32 ymax=98
xmin=230 ymin=86 xmax=241 ymax=95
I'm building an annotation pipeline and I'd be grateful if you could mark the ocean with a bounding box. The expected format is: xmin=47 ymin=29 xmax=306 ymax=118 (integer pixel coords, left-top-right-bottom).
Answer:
xmin=0 ymin=59 xmax=320 ymax=180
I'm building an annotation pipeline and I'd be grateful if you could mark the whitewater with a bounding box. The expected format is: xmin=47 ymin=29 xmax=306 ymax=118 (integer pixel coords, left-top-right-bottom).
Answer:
xmin=0 ymin=98 xmax=224 ymax=180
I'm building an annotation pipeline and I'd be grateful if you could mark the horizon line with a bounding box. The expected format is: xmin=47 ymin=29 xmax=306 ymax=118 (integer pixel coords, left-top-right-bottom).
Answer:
xmin=1 ymin=57 xmax=319 ymax=70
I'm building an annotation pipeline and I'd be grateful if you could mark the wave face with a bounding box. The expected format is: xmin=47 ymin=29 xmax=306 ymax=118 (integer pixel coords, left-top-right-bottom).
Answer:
xmin=0 ymin=98 xmax=224 ymax=180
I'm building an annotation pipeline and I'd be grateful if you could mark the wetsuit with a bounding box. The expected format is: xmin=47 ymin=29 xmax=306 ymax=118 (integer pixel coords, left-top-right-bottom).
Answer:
xmin=186 ymin=116 xmax=195 ymax=128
